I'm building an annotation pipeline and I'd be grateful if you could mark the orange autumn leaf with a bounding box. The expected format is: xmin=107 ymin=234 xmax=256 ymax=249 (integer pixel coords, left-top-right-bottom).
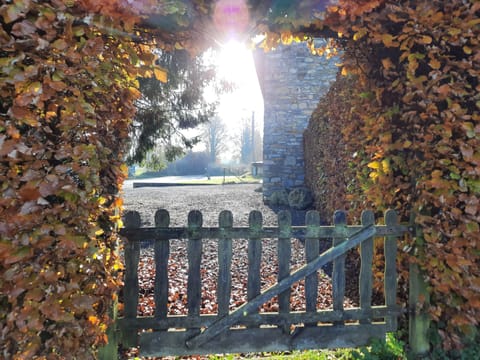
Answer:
xmin=154 ymin=66 xmax=168 ymax=83
xmin=429 ymin=58 xmax=441 ymax=70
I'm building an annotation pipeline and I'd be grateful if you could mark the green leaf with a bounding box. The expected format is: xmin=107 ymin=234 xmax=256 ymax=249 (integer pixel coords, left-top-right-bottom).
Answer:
xmin=467 ymin=179 xmax=480 ymax=194
xmin=408 ymin=52 xmax=426 ymax=60
xmin=5 ymin=246 xmax=32 ymax=265
xmin=466 ymin=221 xmax=479 ymax=233
xmin=462 ymin=122 xmax=476 ymax=138
xmin=449 ymin=172 xmax=460 ymax=180
xmin=359 ymin=91 xmax=374 ymax=99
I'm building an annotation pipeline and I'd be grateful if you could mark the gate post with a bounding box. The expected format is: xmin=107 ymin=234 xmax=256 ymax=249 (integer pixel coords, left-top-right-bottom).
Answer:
xmin=409 ymin=221 xmax=430 ymax=357
xmin=98 ymin=300 xmax=119 ymax=360
xmin=99 ymin=206 xmax=123 ymax=360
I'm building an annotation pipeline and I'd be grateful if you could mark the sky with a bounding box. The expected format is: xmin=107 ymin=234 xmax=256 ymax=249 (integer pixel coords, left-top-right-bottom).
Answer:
xmin=199 ymin=40 xmax=264 ymax=162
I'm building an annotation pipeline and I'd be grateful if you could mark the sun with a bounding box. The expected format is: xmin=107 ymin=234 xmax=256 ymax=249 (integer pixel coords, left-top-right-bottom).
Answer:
xmin=217 ymin=40 xmax=254 ymax=86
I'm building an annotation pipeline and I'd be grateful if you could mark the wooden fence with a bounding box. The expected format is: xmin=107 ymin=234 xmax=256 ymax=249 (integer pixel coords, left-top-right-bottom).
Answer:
xmin=112 ymin=209 xmax=409 ymax=357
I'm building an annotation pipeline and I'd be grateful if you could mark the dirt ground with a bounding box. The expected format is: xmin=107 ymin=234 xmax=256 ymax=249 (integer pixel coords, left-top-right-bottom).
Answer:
xmin=122 ymin=183 xmax=278 ymax=227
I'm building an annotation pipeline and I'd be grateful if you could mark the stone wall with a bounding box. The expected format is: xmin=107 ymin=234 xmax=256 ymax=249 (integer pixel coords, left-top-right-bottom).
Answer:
xmin=254 ymin=41 xmax=339 ymax=202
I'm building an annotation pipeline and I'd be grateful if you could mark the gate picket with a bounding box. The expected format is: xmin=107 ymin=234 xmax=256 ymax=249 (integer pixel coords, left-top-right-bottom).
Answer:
xmin=305 ymin=210 xmax=320 ymax=318
xmin=277 ymin=210 xmax=292 ymax=330
xmin=384 ymin=209 xmax=398 ymax=330
xmin=154 ymin=209 xmax=170 ymax=319
xmin=359 ymin=210 xmax=374 ymax=324
xmin=217 ymin=210 xmax=233 ymax=316
xmin=122 ymin=211 xmax=141 ymax=347
xmin=187 ymin=210 xmax=202 ymax=316
xmin=332 ymin=210 xmax=347 ymax=325
xmin=247 ymin=211 xmax=262 ymax=312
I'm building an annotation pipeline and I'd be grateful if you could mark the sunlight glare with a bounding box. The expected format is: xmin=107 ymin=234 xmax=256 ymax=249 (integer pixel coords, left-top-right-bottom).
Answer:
xmin=218 ymin=40 xmax=254 ymax=86
xmin=199 ymin=39 xmax=263 ymax=162
xmin=215 ymin=39 xmax=263 ymax=133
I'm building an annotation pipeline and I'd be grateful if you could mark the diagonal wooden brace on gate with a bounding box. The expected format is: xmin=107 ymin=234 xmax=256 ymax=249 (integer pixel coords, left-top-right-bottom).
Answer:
xmin=185 ymin=224 xmax=377 ymax=349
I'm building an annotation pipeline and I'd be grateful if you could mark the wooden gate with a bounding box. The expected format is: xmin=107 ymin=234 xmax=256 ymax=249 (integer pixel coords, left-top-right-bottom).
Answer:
xmin=116 ymin=209 xmax=408 ymax=357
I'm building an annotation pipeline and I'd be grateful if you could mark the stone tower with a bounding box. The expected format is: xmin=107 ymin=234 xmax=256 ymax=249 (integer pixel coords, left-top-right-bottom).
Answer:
xmin=254 ymin=41 xmax=338 ymax=202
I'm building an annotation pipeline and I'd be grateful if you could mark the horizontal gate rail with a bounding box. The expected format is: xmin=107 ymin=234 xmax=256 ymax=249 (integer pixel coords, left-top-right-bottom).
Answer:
xmin=117 ymin=305 xmax=402 ymax=330
xmin=120 ymin=225 xmax=408 ymax=240
xmin=140 ymin=323 xmax=391 ymax=357
xmin=117 ymin=209 xmax=409 ymax=356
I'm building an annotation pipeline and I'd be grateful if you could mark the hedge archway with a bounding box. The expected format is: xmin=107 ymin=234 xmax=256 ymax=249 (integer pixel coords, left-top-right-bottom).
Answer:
xmin=1 ymin=0 xmax=479 ymax=357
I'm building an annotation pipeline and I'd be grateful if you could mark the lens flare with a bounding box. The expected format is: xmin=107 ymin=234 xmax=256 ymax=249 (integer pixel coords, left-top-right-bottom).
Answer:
xmin=213 ymin=0 xmax=250 ymax=37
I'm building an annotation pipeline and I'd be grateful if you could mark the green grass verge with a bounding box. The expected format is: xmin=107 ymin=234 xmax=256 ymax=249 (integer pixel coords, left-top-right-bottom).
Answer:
xmin=207 ymin=333 xmax=406 ymax=360
xmin=183 ymin=175 xmax=261 ymax=185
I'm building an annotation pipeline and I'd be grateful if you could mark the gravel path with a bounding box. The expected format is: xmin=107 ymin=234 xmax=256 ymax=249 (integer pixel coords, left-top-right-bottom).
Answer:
xmin=122 ymin=184 xmax=278 ymax=227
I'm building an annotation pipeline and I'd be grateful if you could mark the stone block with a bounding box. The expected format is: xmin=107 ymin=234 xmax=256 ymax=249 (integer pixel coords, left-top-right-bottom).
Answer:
xmin=288 ymin=187 xmax=313 ymax=210
xmin=268 ymin=189 xmax=289 ymax=206
xmin=284 ymin=156 xmax=296 ymax=166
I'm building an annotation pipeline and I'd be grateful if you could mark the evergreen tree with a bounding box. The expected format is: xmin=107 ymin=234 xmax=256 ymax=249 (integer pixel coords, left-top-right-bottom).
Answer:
xmin=127 ymin=49 xmax=219 ymax=166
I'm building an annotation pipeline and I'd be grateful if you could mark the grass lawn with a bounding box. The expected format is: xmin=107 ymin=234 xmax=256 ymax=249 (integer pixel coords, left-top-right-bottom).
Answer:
xmin=131 ymin=167 xmax=261 ymax=185
xmin=182 ymin=175 xmax=261 ymax=185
